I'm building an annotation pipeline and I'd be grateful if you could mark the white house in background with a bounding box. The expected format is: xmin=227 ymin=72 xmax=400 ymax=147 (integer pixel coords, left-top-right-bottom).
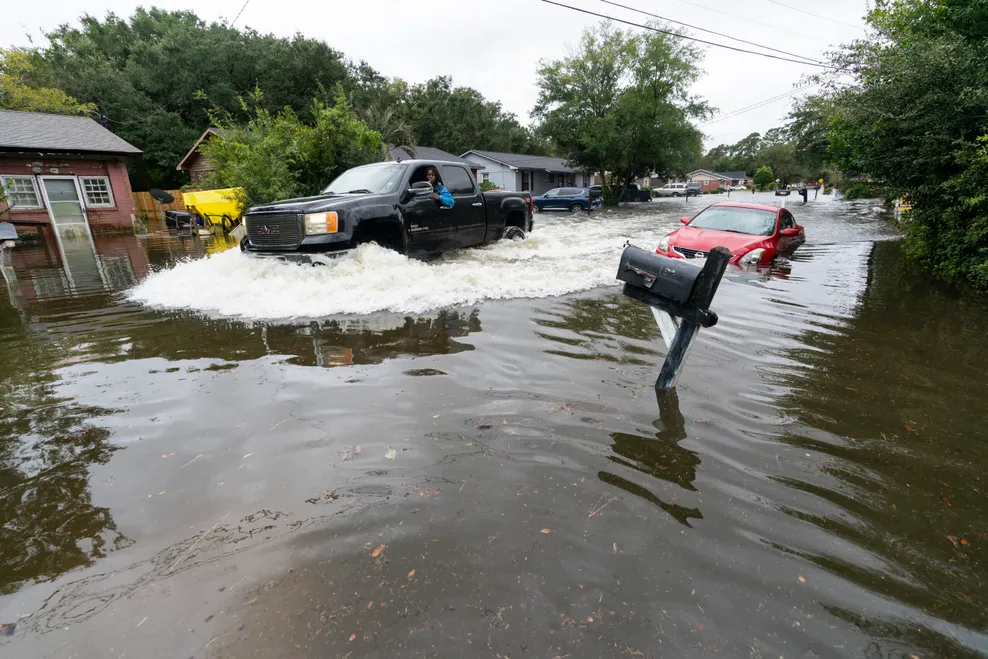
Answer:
xmin=460 ymin=150 xmax=586 ymax=195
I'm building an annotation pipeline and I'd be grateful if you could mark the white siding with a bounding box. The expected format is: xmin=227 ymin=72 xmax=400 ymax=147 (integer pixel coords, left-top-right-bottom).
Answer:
xmin=461 ymin=153 xmax=518 ymax=191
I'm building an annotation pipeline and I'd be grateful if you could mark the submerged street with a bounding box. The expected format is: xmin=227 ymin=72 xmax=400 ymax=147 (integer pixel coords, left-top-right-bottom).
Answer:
xmin=1 ymin=194 xmax=986 ymax=658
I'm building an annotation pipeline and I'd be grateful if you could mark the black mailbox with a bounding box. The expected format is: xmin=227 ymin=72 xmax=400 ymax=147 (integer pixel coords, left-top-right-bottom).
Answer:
xmin=616 ymin=243 xmax=732 ymax=392
xmin=617 ymin=245 xmax=701 ymax=305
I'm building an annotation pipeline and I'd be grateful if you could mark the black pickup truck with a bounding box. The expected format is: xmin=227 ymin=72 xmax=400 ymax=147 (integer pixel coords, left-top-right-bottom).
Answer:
xmin=239 ymin=159 xmax=534 ymax=264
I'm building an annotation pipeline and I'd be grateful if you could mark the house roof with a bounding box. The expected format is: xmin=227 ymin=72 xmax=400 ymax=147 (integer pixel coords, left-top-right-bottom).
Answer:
xmin=462 ymin=150 xmax=580 ymax=173
xmin=688 ymin=169 xmax=731 ymax=180
xmin=0 ymin=109 xmax=141 ymax=155
xmin=715 ymin=170 xmax=747 ymax=180
xmin=177 ymin=127 xmax=221 ymax=170
xmin=388 ymin=145 xmax=482 ymax=169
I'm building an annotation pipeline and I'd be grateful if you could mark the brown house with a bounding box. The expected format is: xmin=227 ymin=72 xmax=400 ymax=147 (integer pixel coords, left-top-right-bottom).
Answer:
xmin=176 ymin=127 xmax=222 ymax=183
xmin=0 ymin=110 xmax=141 ymax=232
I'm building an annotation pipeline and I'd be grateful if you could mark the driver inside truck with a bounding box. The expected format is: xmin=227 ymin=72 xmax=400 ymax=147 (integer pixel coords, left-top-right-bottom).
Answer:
xmin=425 ymin=167 xmax=454 ymax=208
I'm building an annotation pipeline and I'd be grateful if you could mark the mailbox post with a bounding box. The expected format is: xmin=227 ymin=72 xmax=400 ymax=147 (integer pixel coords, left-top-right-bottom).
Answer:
xmin=617 ymin=244 xmax=731 ymax=392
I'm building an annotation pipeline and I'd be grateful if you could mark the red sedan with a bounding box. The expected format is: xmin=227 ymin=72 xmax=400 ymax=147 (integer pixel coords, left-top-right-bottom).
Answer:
xmin=655 ymin=202 xmax=805 ymax=266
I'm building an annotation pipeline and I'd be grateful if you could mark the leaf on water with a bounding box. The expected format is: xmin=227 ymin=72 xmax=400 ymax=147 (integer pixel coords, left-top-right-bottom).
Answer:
xmin=940 ymin=480 xmax=950 ymax=487
xmin=941 ymin=497 xmax=953 ymax=507
xmin=371 ymin=544 xmax=386 ymax=558
xmin=385 ymin=447 xmax=397 ymax=460
xmin=961 ymin=538 xmax=968 ymax=545
xmin=906 ymin=426 xmax=914 ymax=432
xmin=587 ymin=617 xmax=594 ymax=623
xmin=407 ymin=569 xmax=415 ymax=578
xmin=540 ymin=528 xmax=552 ymax=534
xmin=464 ymin=442 xmax=473 ymax=447
xmin=797 ymin=576 xmax=806 ymax=583
xmin=349 ymin=633 xmax=356 ymax=642
xmin=613 ymin=543 xmax=618 ymax=553
xmin=243 ymin=453 xmax=253 ymax=458
xmin=433 ymin=415 xmax=440 ymax=418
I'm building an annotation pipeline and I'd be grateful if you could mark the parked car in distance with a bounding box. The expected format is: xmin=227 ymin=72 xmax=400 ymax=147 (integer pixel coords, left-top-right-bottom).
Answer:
xmin=655 ymin=201 xmax=805 ymax=267
xmin=655 ymin=182 xmax=702 ymax=197
xmin=239 ymin=159 xmax=533 ymax=264
xmin=533 ymin=187 xmax=596 ymax=212
xmin=729 ymin=184 xmax=747 ymax=191
xmin=621 ymin=183 xmax=652 ymax=203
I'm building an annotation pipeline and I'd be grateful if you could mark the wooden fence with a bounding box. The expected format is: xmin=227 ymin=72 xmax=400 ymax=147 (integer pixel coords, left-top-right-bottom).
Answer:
xmin=133 ymin=189 xmax=200 ymax=232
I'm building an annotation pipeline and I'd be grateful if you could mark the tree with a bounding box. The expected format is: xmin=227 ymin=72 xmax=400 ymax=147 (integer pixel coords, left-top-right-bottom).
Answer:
xmin=198 ymin=90 xmax=383 ymax=210
xmin=825 ymin=0 xmax=988 ymax=289
xmin=43 ymin=8 xmax=354 ymax=188
xmin=0 ymin=48 xmax=94 ymax=115
xmin=534 ymin=22 xmax=708 ymax=204
xmin=753 ymin=165 xmax=774 ymax=190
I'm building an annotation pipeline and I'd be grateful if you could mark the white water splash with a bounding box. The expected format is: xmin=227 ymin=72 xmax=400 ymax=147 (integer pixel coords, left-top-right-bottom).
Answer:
xmin=127 ymin=212 xmax=675 ymax=320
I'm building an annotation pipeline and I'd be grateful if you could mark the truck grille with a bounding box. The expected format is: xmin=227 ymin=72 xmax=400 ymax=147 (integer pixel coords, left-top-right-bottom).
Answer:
xmin=246 ymin=213 xmax=303 ymax=250
xmin=674 ymin=246 xmax=706 ymax=260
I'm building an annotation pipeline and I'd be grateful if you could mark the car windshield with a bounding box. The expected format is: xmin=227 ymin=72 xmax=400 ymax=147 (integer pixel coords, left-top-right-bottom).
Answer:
xmin=322 ymin=164 xmax=406 ymax=195
xmin=688 ymin=206 xmax=777 ymax=236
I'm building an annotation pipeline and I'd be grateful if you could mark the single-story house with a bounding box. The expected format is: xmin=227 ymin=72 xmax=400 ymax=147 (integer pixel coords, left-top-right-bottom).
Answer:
xmin=0 ymin=109 xmax=141 ymax=231
xmin=386 ymin=146 xmax=485 ymax=180
xmin=686 ymin=169 xmax=751 ymax=191
xmin=460 ymin=150 xmax=585 ymax=195
xmin=176 ymin=127 xmax=222 ymax=183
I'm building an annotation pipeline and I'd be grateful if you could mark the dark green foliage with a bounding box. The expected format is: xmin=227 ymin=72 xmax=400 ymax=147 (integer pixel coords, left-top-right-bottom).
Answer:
xmin=825 ymin=0 xmax=988 ymax=290
xmin=533 ymin=22 xmax=709 ymax=205
xmin=26 ymin=8 xmax=542 ymax=190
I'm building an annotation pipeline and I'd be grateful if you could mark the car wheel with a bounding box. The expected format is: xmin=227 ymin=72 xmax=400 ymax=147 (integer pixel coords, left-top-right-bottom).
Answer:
xmin=672 ymin=192 xmax=681 ymax=197
xmin=533 ymin=204 xmax=542 ymax=213
xmin=569 ymin=203 xmax=583 ymax=213
xmin=503 ymin=226 xmax=526 ymax=241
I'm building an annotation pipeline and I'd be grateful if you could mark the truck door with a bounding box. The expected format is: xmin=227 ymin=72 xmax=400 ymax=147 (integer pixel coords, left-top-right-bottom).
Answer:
xmin=402 ymin=163 xmax=451 ymax=252
xmin=440 ymin=164 xmax=487 ymax=247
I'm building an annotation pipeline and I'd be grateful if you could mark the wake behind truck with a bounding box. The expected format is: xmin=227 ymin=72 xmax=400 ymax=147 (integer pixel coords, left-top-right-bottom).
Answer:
xmin=239 ymin=159 xmax=534 ymax=264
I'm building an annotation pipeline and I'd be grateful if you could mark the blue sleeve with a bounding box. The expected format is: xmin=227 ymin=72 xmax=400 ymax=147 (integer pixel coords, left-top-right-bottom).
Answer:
xmin=438 ymin=185 xmax=454 ymax=208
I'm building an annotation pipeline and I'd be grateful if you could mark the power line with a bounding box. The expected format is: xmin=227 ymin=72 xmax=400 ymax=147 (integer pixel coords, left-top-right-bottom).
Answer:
xmin=230 ymin=0 xmax=250 ymax=28
xmin=701 ymin=84 xmax=818 ymax=125
xmin=540 ymin=0 xmax=845 ymax=70
xmin=598 ymin=0 xmax=826 ymax=65
xmin=668 ymin=0 xmax=829 ymax=44
xmin=763 ymin=0 xmax=864 ymax=30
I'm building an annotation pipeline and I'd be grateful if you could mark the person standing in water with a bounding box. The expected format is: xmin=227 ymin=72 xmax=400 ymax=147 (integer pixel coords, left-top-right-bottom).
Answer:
xmin=426 ymin=167 xmax=454 ymax=208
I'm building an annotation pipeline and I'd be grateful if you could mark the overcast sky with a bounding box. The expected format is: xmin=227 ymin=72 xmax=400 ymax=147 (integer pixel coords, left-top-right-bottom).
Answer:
xmin=6 ymin=0 xmax=869 ymax=151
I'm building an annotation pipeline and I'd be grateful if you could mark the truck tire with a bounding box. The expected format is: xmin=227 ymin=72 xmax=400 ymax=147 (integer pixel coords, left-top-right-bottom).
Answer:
xmin=672 ymin=192 xmax=681 ymax=197
xmin=503 ymin=226 xmax=526 ymax=241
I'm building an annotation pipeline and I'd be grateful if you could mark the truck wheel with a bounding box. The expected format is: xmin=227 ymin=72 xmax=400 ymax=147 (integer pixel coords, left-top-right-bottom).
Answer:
xmin=672 ymin=192 xmax=681 ymax=197
xmin=569 ymin=203 xmax=583 ymax=213
xmin=503 ymin=226 xmax=526 ymax=241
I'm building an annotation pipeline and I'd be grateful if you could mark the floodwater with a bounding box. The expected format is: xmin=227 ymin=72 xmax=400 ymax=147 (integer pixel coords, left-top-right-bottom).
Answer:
xmin=1 ymin=192 xmax=986 ymax=659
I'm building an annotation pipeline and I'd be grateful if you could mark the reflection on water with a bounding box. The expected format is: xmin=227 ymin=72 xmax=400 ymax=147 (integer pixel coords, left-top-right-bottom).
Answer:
xmin=1 ymin=203 xmax=987 ymax=659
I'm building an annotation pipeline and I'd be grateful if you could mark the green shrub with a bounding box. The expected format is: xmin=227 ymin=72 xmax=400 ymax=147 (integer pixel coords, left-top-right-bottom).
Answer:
xmin=479 ymin=180 xmax=499 ymax=192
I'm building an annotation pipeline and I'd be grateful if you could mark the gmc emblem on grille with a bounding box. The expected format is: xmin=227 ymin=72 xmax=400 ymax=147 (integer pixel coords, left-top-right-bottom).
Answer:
xmin=258 ymin=225 xmax=280 ymax=235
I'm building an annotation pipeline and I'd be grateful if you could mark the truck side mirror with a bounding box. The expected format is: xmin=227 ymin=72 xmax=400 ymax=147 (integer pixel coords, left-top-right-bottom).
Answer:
xmin=403 ymin=181 xmax=432 ymax=202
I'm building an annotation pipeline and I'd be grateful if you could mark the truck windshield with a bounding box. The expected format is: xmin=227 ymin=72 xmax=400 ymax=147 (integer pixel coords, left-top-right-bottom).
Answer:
xmin=688 ymin=207 xmax=777 ymax=236
xmin=322 ymin=164 xmax=406 ymax=195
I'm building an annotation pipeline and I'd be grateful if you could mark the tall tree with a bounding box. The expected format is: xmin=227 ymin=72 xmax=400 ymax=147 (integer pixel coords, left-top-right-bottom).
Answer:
xmin=0 ymin=48 xmax=94 ymax=115
xmin=534 ymin=22 xmax=708 ymax=202
xmin=825 ymin=0 xmax=988 ymax=289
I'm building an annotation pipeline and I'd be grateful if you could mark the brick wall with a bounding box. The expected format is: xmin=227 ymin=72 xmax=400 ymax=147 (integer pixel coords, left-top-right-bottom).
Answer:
xmin=0 ymin=154 xmax=136 ymax=231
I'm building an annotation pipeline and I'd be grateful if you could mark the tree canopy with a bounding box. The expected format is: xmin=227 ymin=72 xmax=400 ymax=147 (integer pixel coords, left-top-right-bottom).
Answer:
xmin=533 ymin=22 xmax=708 ymax=202
xmin=10 ymin=8 xmax=544 ymax=189
xmin=823 ymin=0 xmax=988 ymax=290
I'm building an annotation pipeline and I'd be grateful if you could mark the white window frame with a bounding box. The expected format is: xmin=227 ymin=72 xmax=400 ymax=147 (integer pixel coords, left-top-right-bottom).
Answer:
xmin=80 ymin=176 xmax=115 ymax=209
xmin=1 ymin=174 xmax=43 ymax=209
xmin=481 ymin=172 xmax=490 ymax=182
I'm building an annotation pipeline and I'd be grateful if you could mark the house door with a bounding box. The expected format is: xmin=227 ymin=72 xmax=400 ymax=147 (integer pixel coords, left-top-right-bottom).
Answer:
xmin=39 ymin=177 xmax=105 ymax=292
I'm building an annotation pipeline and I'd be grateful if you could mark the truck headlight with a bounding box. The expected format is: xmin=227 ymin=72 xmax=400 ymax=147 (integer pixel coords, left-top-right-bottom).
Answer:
xmin=658 ymin=233 xmax=671 ymax=252
xmin=739 ymin=248 xmax=765 ymax=266
xmin=304 ymin=212 xmax=338 ymax=235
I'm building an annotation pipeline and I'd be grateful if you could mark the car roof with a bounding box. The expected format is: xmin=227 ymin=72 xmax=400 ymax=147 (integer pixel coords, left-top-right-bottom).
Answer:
xmin=358 ymin=158 xmax=468 ymax=167
xmin=708 ymin=201 xmax=781 ymax=212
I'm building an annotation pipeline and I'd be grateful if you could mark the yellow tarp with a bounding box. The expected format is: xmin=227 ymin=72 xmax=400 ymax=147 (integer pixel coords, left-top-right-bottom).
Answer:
xmin=181 ymin=188 xmax=244 ymax=224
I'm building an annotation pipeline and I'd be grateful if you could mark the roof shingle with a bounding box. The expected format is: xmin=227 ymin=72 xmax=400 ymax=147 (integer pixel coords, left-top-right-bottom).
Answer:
xmin=463 ymin=150 xmax=579 ymax=173
xmin=0 ymin=110 xmax=141 ymax=155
